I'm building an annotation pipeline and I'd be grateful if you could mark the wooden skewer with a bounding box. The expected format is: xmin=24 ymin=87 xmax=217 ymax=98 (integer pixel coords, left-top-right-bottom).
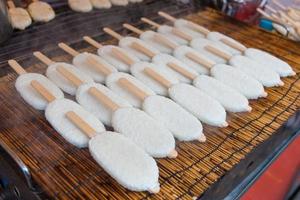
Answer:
xmin=58 ymin=42 xmax=80 ymax=57
xmin=123 ymin=23 xmax=179 ymax=50
xmin=166 ymin=62 xmax=197 ymax=80
xmin=8 ymin=59 xmax=56 ymax=102
xmin=186 ymin=52 xmax=215 ymax=69
xmin=143 ymin=67 xmax=172 ymax=89
xmin=273 ymin=0 xmax=287 ymax=10
xmin=56 ymin=65 xmax=83 ymax=87
xmin=153 ymin=34 xmax=179 ymax=49
xmin=111 ymin=47 xmax=136 ymax=66
xmin=7 ymin=1 xmax=16 ymax=9
xmin=8 ymin=59 xmax=97 ymax=138
xmin=66 ymin=111 xmax=96 ymax=138
xmin=257 ymin=8 xmax=286 ymax=25
xmin=117 ymin=78 xmax=149 ymax=100
xmin=33 ymin=51 xmax=55 ymax=66
xmin=88 ymin=87 xmax=120 ymax=112
xmin=31 ymin=80 xmax=56 ymax=102
xmin=59 ymin=42 xmax=113 ymax=76
xmin=158 ymin=11 xmax=176 ymax=22
xmin=54 ymin=61 xmax=120 ymax=112
xmin=141 ymin=17 xmax=161 ymax=28
xmin=123 ymin=23 xmax=144 ymax=35
xmin=8 ymin=60 xmax=27 ymax=75
xmin=204 ymin=45 xmax=232 ymax=61
xmin=130 ymin=42 xmax=156 ymax=58
xmin=219 ymin=38 xmax=247 ymax=52
xmin=171 ymin=28 xmax=193 ymax=41
xmin=103 ymin=27 xmax=156 ymax=58
xmin=85 ymin=56 xmax=113 ymax=76
xmin=83 ymin=36 xmax=103 ymax=49
xmin=103 ymin=27 xmax=123 ymax=40
xmin=158 ymin=11 xmax=210 ymax=35
xmin=265 ymin=5 xmax=278 ymax=14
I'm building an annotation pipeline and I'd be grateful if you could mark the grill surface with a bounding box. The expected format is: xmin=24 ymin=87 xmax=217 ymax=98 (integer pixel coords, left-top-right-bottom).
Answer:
xmin=0 ymin=1 xmax=300 ymax=199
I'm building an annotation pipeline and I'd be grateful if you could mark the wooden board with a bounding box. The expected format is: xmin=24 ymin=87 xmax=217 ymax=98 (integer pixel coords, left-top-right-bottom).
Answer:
xmin=0 ymin=8 xmax=300 ymax=200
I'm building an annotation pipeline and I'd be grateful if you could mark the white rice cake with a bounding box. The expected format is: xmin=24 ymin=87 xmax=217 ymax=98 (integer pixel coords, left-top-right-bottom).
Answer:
xmin=46 ymin=62 xmax=94 ymax=95
xmin=173 ymin=46 xmax=211 ymax=74
xmin=106 ymin=72 xmax=155 ymax=108
xmin=15 ymin=73 xmax=64 ymax=110
xmin=169 ymin=83 xmax=227 ymax=127
xmin=130 ymin=62 xmax=179 ymax=96
xmin=140 ymin=31 xmax=174 ymax=54
xmin=211 ymin=64 xmax=266 ymax=99
xmin=89 ymin=131 xmax=159 ymax=192
xmin=112 ymin=107 xmax=175 ymax=158
xmin=173 ymin=18 xmax=209 ymax=37
xmin=206 ymin=32 xmax=243 ymax=55
xmin=90 ymin=0 xmax=112 ymax=9
xmin=152 ymin=53 xmax=198 ymax=84
xmin=98 ymin=45 xmax=140 ymax=72
xmin=68 ymin=0 xmax=92 ymax=12
xmin=9 ymin=7 xmax=32 ymax=30
xmin=76 ymin=83 xmax=132 ymax=126
xmin=28 ymin=1 xmax=55 ymax=22
xmin=190 ymin=38 xmax=230 ymax=64
xmin=157 ymin=25 xmax=189 ymax=45
xmin=229 ymin=55 xmax=283 ymax=87
xmin=45 ymin=98 xmax=105 ymax=148
xmin=119 ymin=37 xmax=160 ymax=61
xmin=244 ymin=48 xmax=296 ymax=77
xmin=73 ymin=52 xmax=117 ymax=83
xmin=193 ymin=75 xmax=251 ymax=112
xmin=143 ymin=95 xmax=205 ymax=141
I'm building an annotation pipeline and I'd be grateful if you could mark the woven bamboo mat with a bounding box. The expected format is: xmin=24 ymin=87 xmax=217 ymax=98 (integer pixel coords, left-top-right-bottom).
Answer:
xmin=0 ymin=8 xmax=300 ymax=200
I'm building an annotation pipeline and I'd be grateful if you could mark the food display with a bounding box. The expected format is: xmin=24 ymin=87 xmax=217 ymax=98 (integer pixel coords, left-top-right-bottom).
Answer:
xmin=1 ymin=1 xmax=299 ymax=199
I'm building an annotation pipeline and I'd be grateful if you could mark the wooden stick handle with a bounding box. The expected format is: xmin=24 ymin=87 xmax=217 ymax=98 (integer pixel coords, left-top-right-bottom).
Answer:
xmin=131 ymin=42 xmax=156 ymax=58
xmin=83 ymin=36 xmax=103 ymax=49
xmin=111 ymin=47 xmax=135 ymax=66
xmin=30 ymin=80 xmax=56 ymax=102
xmin=123 ymin=23 xmax=144 ymax=35
xmin=279 ymin=11 xmax=298 ymax=26
xmin=56 ymin=65 xmax=83 ymax=87
xmin=187 ymin=21 xmax=210 ymax=36
xmin=143 ymin=67 xmax=172 ymax=88
xmin=66 ymin=111 xmax=96 ymax=138
xmin=158 ymin=11 xmax=176 ymax=22
xmin=265 ymin=5 xmax=278 ymax=14
xmin=166 ymin=62 xmax=197 ymax=80
xmin=171 ymin=28 xmax=193 ymax=41
xmin=186 ymin=52 xmax=214 ymax=69
xmin=257 ymin=8 xmax=282 ymax=24
xmin=33 ymin=51 xmax=55 ymax=66
xmin=273 ymin=0 xmax=287 ymax=10
xmin=117 ymin=78 xmax=149 ymax=100
xmin=8 ymin=60 xmax=27 ymax=75
xmin=103 ymin=28 xmax=123 ymax=40
xmin=7 ymin=1 xmax=15 ymax=9
xmin=86 ymin=56 xmax=113 ymax=76
xmin=153 ymin=34 xmax=179 ymax=50
xmin=58 ymin=43 xmax=80 ymax=57
xmin=204 ymin=45 xmax=232 ymax=61
xmin=88 ymin=87 xmax=120 ymax=112
xmin=220 ymin=38 xmax=247 ymax=52
xmin=141 ymin=17 xmax=161 ymax=28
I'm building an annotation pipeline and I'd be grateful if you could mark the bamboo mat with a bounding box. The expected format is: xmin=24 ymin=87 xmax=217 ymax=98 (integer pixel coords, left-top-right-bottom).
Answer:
xmin=0 ymin=8 xmax=300 ymax=200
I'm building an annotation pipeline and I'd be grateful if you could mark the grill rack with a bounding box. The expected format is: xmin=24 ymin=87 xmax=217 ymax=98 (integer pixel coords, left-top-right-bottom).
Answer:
xmin=0 ymin=0 xmax=300 ymax=199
